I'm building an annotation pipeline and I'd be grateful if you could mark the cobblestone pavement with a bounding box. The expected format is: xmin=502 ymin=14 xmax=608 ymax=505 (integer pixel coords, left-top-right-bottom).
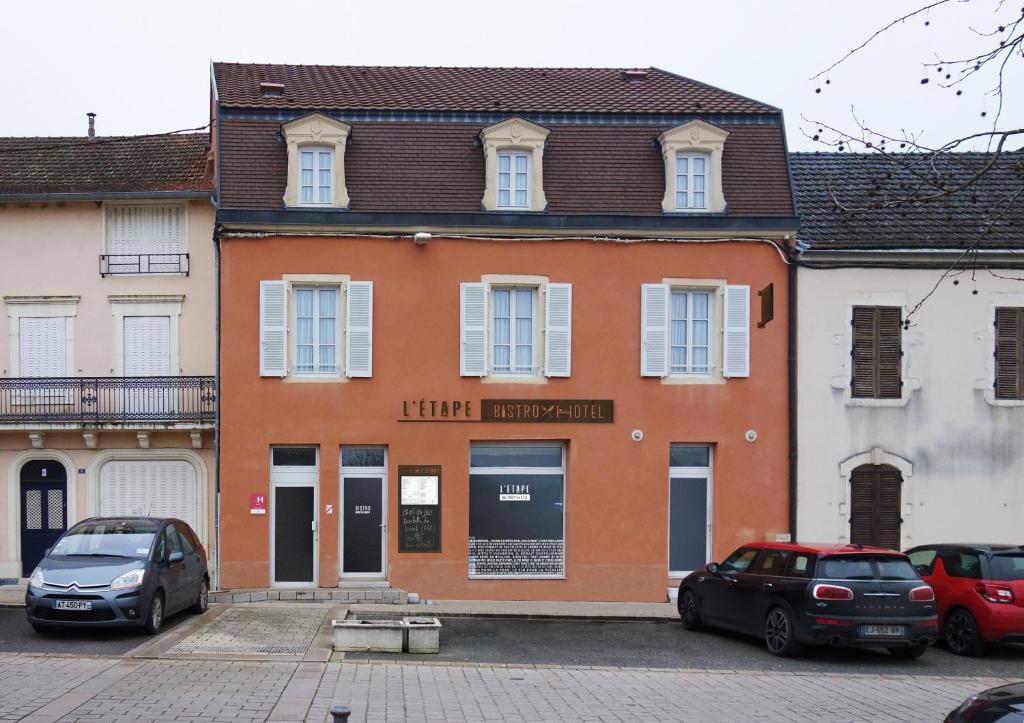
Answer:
xmin=165 ymin=606 xmax=327 ymax=658
xmin=1 ymin=652 xmax=1015 ymax=722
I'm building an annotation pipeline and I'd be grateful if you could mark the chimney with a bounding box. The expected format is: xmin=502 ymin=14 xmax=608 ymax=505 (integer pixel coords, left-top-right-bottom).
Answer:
xmin=621 ymin=69 xmax=649 ymax=83
xmin=87 ymin=112 xmax=96 ymax=139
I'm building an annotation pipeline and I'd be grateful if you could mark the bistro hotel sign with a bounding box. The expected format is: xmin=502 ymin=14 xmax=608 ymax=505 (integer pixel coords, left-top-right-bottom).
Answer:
xmin=400 ymin=398 xmax=613 ymax=423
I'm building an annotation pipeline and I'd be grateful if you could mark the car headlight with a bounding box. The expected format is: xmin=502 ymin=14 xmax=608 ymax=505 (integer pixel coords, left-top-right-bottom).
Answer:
xmin=110 ymin=568 xmax=145 ymax=591
xmin=29 ymin=567 xmax=44 ymax=589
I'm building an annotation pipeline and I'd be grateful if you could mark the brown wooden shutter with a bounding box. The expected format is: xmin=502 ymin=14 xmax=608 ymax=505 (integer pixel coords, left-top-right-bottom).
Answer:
xmin=851 ymin=306 xmax=902 ymax=399
xmin=995 ymin=308 xmax=1024 ymax=400
xmin=850 ymin=465 xmax=903 ymax=551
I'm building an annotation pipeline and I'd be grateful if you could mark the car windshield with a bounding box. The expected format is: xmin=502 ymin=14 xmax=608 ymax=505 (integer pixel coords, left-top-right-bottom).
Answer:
xmin=50 ymin=520 xmax=158 ymax=559
xmin=990 ymin=554 xmax=1024 ymax=581
xmin=817 ymin=555 xmax=917 ymax=581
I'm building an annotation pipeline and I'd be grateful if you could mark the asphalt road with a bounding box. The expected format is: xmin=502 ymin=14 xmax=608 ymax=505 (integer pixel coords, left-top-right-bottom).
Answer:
xmin=349 ymin=616 xmax=1024 ymax=677
xmin=0 ymin=608 xmax=189 ymax=656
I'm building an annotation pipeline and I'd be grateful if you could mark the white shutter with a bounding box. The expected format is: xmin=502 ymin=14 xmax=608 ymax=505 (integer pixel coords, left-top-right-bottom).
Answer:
xmin=260 ymin=280 xmax=288 ymax=377
xmin=19 ymin=317 xmax=67 ymax=377
xmin=100 ymin=460 xmax=198 ymax=534
xmin=345 ymin=281 xmax=373 ymax=378
xmin=460 ymin=283 xmax=489 ymax=377
xmin=723 ymin=284 xmax=751 ymax=378
xmin=124 ymin=317 xmax=171 ymax=376
xmin=543 ymin=283 xmax=572 ymax=377
xmin=106 ymin=205 xmax=185 ymax=255
xmin=641 ymin=284 xmax=669 ymax=377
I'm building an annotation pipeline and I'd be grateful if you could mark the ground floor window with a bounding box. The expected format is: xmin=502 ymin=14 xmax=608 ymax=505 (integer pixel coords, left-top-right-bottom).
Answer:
xmin=468 ymin=442 xmax=564 ymax=578
xmin=99 ymin=459 xmax=198 ymax=531
xmin=669 ymin=444 xmax=712 ymax=575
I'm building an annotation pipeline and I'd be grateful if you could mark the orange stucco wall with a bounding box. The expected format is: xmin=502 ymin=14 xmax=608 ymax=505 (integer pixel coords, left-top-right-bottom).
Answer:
xmin=219 ymin=234 xmax=790 ymax=601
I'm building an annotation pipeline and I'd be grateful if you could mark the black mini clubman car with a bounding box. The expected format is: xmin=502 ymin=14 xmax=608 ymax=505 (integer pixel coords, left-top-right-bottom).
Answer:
xmin=677 ymin=542 xmax=939 ymax=657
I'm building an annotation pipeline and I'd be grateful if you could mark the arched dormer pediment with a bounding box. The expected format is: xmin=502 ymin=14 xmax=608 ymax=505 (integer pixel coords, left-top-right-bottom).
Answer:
xmin=658 ymin=119 xmax=729 ymax=214
xmin=479 ymin=117 xmax=550 ymax=212
xmin=282 ymin=113 xmax=352 ymax=209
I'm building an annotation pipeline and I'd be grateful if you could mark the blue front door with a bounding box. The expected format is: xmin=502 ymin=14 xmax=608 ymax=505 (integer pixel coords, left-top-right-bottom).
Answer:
xmin=20 ymin=460 xmax=67 ymax=576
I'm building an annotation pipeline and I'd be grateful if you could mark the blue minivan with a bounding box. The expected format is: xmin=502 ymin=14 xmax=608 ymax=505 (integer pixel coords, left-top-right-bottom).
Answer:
xmin=25 ymin=517 xmax=209 ymax=634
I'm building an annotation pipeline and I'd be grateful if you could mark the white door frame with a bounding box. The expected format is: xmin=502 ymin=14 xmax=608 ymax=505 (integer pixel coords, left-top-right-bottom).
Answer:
xmin=270 ymin=455 xmax=319 ymax=588
xmin=668 ymin=447 xmax=714 ymax=578
xmin=339 ymin=448 xmax=387 ymax=579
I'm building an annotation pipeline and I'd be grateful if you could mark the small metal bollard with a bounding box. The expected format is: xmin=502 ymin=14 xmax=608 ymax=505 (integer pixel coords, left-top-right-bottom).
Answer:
xmin=330 ymin=704 xmax=352 ymax=722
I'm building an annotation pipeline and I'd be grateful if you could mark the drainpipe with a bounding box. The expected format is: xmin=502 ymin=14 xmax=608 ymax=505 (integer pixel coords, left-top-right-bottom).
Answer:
xmin=787 ymin=249 xmax=798 ymax=542
xmin=213 ymin=225 xmax=222 ymax=590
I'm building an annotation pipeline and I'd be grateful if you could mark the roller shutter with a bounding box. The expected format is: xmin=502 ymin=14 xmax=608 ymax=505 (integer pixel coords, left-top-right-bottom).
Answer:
xmin=99 ymin=460 xmax=198 ymax=534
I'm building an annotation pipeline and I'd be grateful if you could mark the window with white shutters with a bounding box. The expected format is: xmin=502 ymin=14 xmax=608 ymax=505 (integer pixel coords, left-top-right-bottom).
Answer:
xmin=460 ymin=281 xmax=572 ymax=378
xmin=105 ymin=204 xmax=186 ymax=256
xmin=19 ymin=317 xmax=67 ymax=377
xmin=123 ymin=317 xmax=171 ymax=376
xmin=99 ymin=460 xmax=199 ymax=533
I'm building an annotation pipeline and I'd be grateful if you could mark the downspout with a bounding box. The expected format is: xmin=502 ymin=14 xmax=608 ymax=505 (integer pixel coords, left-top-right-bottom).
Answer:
xmin=213 ymin=226 xmax=222 ymax=590
xmin=787 ymin=252 xmax=798 ymax=543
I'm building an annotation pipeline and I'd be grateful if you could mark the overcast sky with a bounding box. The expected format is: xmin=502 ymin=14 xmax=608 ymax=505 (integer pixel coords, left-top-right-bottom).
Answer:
xmin=1 ymin=0 xmax=1018 ymax=151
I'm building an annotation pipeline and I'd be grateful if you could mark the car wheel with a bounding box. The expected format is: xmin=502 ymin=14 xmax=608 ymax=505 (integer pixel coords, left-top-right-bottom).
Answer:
xmin=679 ymin=589 xmax=703 ymax=631
xmin=764 ymin=606 xmax=803 ymax=657
xmin=30 ymin=623 xmax=54 ymax=634
xmin=888 ymin=645 xmax=928 ymax=659
xmin=143 ymin=592 xmax=165 ymax=635
xmin=190 ymin=578 xmax=209 ymax=614
xmin=945 ymin=608 xmax=986 ymax=657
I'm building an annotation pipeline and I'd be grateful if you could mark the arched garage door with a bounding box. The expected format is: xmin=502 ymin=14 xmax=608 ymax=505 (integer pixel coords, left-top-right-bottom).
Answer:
xmin=100 ymin=460 xmax=198 ymax=533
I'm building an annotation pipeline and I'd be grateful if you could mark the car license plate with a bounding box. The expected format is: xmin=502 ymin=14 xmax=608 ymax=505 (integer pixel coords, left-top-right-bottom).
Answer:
xmin=53 ymin=600 xmax=92 ymax=611
xmin=860 ymin=624 xmax=904 ymax=637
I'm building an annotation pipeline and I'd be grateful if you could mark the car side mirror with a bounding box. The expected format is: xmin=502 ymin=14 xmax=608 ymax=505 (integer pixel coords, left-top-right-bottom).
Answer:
xmin=706 ymin=562 xmax=720 ymax=574
xmin=168 ymin=551 xmax=184 ymax=564
xmin=913 ymin=564 xmax=929 ymax=575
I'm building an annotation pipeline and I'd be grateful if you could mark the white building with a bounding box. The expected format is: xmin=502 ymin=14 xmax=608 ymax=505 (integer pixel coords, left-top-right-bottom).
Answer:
xmin=791 ymin=152 xmax=1024 ymax=549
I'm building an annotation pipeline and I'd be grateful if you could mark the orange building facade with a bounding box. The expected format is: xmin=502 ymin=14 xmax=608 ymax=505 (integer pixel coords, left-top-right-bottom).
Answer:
xmin=212 ymin=63 xmax=799 ymax=601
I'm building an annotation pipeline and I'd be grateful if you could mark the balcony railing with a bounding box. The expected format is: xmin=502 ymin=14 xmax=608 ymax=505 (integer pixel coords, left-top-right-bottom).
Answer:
xmin=99 ymin=253 xmax=189 ymax=276
xmin=0 ymin=376 xmax=216 ymax=425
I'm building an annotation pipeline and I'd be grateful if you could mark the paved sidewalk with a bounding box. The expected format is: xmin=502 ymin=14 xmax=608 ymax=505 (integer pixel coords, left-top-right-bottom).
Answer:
xmin=0 ymin=652 xmax=1015 ymax=722
xmin=354 ymin=599 xmax=677 ymax=620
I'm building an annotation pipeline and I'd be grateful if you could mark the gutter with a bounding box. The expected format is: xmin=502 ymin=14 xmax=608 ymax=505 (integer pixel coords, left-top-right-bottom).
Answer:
xmin=795 ymin=247 xmax=1024 ymax=269
xmin=0 ymin=191 xmax=212 ymax=203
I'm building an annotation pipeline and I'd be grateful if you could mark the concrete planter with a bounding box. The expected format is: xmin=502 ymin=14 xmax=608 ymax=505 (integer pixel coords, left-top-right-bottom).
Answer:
xmin=403 ymin=616 xmax=442 ymax=653
xmin=331 ymin=618 xmax=405 ymax=652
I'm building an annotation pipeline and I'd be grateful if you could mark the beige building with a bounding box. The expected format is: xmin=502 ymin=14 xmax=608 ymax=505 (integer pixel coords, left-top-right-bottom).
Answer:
xmin=791 ymin=152 xmax=1024 ymax=550
xmin=0 ymin=130 xmax=216 ymax=581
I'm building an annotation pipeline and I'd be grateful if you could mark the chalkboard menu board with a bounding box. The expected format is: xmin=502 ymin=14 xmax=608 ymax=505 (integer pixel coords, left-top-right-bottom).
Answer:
xmin=398 ymin=465 xmax=441 ymax=552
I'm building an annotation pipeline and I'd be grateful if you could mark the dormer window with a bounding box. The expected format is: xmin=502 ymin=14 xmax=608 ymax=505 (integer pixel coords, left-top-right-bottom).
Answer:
xmin=658 ymin=120 xmax=729 ymax=214
xmin=479 ymin=117 xmax=549 ymax=212
xmin=497 ymin=152 xmax=530 ymax=208
xmin=300 ymin=147 xmax=334 ymax=205
xmin=675 ymin=153 xmax=708 ymax=210
xmin=282 ymin=113 xmax=351 ymax=209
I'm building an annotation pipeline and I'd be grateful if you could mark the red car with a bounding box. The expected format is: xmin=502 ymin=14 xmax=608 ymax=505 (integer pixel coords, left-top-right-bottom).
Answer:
xmin=906 ymin=544 xmax=1024 ymax=656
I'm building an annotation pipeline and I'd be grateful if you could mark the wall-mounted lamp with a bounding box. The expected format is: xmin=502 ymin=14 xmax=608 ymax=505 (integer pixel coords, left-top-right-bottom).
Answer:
xmin=413 ymin=232 xmax=432 ymax=246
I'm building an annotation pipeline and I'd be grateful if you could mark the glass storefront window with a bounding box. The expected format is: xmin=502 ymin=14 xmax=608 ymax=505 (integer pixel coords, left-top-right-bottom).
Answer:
xmin=468 ymin=443 xmax=565 ymax=578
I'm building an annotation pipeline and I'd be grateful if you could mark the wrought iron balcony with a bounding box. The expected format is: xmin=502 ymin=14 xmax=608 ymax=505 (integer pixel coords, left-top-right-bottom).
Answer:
xmin=99 ymin=253 xmax=189 ymax=276
xmin=0 ymin=376 xmax=216 ymax=425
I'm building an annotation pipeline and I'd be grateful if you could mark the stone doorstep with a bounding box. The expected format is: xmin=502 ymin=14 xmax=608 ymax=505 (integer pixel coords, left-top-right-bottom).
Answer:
xmin=210 ymin=587 xmax=410 ymax=605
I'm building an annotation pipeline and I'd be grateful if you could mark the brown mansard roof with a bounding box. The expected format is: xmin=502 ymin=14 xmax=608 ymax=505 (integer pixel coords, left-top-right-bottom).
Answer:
xmin=212 ymin=63 xmax=777 ymax=115
xmin=0 ymin=132 xmax=213 ymax=197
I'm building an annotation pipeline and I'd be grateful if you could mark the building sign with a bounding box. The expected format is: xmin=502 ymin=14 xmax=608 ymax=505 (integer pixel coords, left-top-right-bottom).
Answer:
xmin=398 ymin=465 xmax=441 ymax=552
xmin=250 ymin=493 xmax=266 ymax=515
xmin=481 ymin=399 xmax=613 ymax=423
xmin=401 ymin=400 xmax=473 ymax=419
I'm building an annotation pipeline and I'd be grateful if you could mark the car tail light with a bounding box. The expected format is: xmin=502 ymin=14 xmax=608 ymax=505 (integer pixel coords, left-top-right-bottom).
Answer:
xmin=909 ymin=585 xmax=935 ymax=602
xmin=813 ymin=584 xmax=854 ymax=601
xmin=814 ymin=617 xmax=851 ymax=626
xmin=976 ymin=583 xmax=1015 ymax=604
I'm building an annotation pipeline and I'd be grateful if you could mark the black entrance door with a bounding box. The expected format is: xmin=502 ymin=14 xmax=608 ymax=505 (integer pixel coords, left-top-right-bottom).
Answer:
xmin=343 ymin=477 xmax=383 ymax=574
xmin=20 ymin=460 xmax=68 ymax=576
xmin=274 ymin=486 xmax=315 ymax=584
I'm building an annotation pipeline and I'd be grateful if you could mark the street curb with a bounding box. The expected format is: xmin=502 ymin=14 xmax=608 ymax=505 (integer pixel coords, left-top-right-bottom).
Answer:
xmin=359 ymin=612 xmax=677 ymax=623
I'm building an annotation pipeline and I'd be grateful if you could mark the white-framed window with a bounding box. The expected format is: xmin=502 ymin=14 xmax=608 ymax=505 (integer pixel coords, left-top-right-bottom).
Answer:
xmin=468 ymin=442 xmax=565 ymax=579
xmin=299 ymin=147 xmax=334 ymax=205
xmin=293 ymin=286 xmax=338 ymax=374
xmin=496 ymin=152 xmax=530 ymax=208
xmin=670 ymin=290 xmax=712 ymax=375
xmin=259 ymin=279 xmax=373 ymax=379
xmin=491 ymin=287 xmax=536 ymax=374
xmin=460 ymin=279 xmax=572 ymax=379
xmin=675 ymin=153 xmax=708 ymax=210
